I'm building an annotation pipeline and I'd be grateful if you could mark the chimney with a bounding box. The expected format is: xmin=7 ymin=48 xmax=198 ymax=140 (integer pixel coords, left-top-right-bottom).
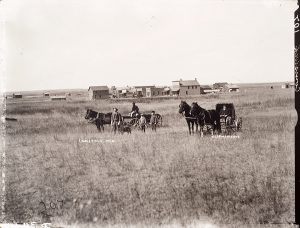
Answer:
xmin=195 ymin=77 xmax=197 ymax=81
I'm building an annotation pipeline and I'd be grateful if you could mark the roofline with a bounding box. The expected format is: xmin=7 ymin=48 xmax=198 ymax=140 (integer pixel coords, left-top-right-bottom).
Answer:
xmin=88 ymin=86 xmax=109 ymax=91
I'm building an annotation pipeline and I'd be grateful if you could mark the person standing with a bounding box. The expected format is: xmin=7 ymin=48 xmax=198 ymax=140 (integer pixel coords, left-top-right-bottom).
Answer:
xmin=150 ymin=111 xmax=158 ymax=132
xmin=139 ymin=113 xmax=147 ymax=133
xmin=111 ymin=108 xmax=122 ymax=134
xmin=219 ymin=105 xmax=231 ymax=126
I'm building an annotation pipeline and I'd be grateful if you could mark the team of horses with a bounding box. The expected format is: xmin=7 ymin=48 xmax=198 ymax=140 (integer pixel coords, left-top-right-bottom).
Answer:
xmin=85 ymin=109 xmax=112 ymax=132
xmin=179 ymin=101 xmax=221 ymax=136
xmin=85 ymin=101 xmax=226 ymax=136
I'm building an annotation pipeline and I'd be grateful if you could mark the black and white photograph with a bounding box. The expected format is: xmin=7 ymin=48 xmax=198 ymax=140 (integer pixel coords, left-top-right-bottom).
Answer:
xmin=0 ymin=0 xmax=298 ymax=227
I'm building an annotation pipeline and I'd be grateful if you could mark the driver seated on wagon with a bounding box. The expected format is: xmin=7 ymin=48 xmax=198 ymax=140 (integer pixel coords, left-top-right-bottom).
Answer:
xmin=130 ymin=102 xmax=140 ymax=117
xmin=219 ymin=105 xmax=231 ymax=126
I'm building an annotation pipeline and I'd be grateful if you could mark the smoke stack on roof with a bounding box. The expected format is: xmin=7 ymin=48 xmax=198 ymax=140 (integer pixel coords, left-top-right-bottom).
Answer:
xmin=195 ymin=77 xmax=197 ymax=81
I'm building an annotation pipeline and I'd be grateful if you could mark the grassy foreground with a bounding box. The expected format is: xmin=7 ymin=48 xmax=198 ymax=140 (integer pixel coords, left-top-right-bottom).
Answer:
xmin=3 ymin=87 xmax=296 ymax=226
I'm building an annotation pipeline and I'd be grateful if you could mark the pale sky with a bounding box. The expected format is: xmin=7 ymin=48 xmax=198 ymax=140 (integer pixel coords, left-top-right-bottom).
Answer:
xmin=2 ymin=0 xmax=297 ymax=92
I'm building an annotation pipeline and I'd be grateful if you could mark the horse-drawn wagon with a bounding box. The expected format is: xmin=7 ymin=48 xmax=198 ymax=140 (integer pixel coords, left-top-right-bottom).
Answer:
xmin=85 ymin=109 xmax=162 ymax=132
xmin=122 ymin=112 xmax=163 ymax=129
xmin=216 ymin=103 xmax=242 ymax=134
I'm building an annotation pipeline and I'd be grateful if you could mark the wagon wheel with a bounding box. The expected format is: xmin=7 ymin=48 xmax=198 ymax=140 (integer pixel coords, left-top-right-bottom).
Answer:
xmin=156 ymin=114 xmax=163 ymax=127
xmin=129 ymin=118 xmax=139 ymax=128
xmin=129 ymin=119 xmax=136 ymax=127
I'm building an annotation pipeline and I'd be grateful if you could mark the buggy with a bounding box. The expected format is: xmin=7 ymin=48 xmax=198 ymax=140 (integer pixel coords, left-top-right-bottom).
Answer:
xmin=216 ymin=103 xmax=242 ymax=134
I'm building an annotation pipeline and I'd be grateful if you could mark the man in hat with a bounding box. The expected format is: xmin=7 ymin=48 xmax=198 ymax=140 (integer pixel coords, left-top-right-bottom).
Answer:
xmin=111 ymin=107 xmax=122 ymax=134
xmin=219 ymin=105 xmax=231 ymax=126
xmin=150 ymin=111 xmax=158 ymax=132
xmin=139 ymin=113 xmax=147 ymax=133
xmin=131 ymin=102 xmax=140 ymax=117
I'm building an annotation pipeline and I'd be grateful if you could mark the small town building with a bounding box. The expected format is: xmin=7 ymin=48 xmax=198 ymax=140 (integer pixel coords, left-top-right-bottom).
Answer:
xmin=227 ymin=84 xmax=240 ymax=92
xmin=12 ymin=93 xmax=22 ymax=98
xmin=171 ymin=86 xmax=180 ymax=96
xmin=133 ymin=85 xmax=155 ymax=97
xmin=146 ymin=87 xmax=165 ymax=97
xmin=281 ymin=83 xmax=289 ymax=89
xmin=213 ymin=82 xmax=228 ymax=91
xmin=200 ymin=85 xmax=212 ymax=94
xmin=88 ymin=86 xmax=109 ymax=100
xmin=43 ymin=92 xmax=50 ymax=97
xmin=282 ymin=82 xmax=294 ymax=89
xmin=115 ymin=86 xmax=132 ymax=98
xmin=162 ymin=87 xmax=171 ymax=96
xmin=171 ymin=78 xmax=201 ymax=96
xmin=109 ymin=86 xmax=116 ymax=98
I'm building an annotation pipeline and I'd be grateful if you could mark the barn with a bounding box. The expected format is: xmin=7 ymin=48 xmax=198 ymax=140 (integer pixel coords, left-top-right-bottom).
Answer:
xmin=171 ymin=79 xmax=200 ymax=96
xmin=88 ymin=86 xmax=109 ymax=100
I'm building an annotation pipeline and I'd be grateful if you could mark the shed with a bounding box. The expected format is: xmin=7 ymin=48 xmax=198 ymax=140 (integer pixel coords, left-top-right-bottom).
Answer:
xmin=88 ymin=86 xmax=109 ymax=100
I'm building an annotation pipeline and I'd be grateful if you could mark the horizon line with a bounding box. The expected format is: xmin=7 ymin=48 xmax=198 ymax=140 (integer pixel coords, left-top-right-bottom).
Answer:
xmin=1 ymin=80 xmax=294 ymax=94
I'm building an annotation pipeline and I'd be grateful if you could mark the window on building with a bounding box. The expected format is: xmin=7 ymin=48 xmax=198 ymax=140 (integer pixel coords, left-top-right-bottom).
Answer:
xmin=195 ymin=86 xmax=197 ymax=89
xmin=186 ymin=91 xmax=188 ymax=95
xmin=188 ymin=86 xmax=190 ymax=89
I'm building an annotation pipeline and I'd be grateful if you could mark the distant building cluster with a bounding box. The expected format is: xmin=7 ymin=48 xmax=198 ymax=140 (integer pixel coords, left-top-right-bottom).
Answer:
xmin=5 ymin=80 xmax=295 ymax=101
xmin=281 ymin=82 xmax=294 ymax=89
xmin=88 ymin=79 xmax=241 ymax=100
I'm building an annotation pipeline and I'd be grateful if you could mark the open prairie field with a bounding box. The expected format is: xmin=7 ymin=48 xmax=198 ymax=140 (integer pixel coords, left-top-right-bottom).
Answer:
xmin=3 ymin=86 xmax=296 ymax=226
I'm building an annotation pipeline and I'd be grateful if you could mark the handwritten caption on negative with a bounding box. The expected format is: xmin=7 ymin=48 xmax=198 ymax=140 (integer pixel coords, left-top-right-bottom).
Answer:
xmin=78 ymin=138 xmax=115 ymax=143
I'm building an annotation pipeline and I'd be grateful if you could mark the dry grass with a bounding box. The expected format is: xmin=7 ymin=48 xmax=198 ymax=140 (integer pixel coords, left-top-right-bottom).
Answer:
xmin=2 ymin=87 xmax=296 ymax=226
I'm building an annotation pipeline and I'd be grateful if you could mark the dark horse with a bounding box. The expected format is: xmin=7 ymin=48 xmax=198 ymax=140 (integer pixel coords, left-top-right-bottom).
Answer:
xmin=190 ymin=102 xmax=220 ymax=136
xmin=179 ymin=101 xmax=198 ymax=135
xmin=85 ymin=109 xmax=112 ymax=132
